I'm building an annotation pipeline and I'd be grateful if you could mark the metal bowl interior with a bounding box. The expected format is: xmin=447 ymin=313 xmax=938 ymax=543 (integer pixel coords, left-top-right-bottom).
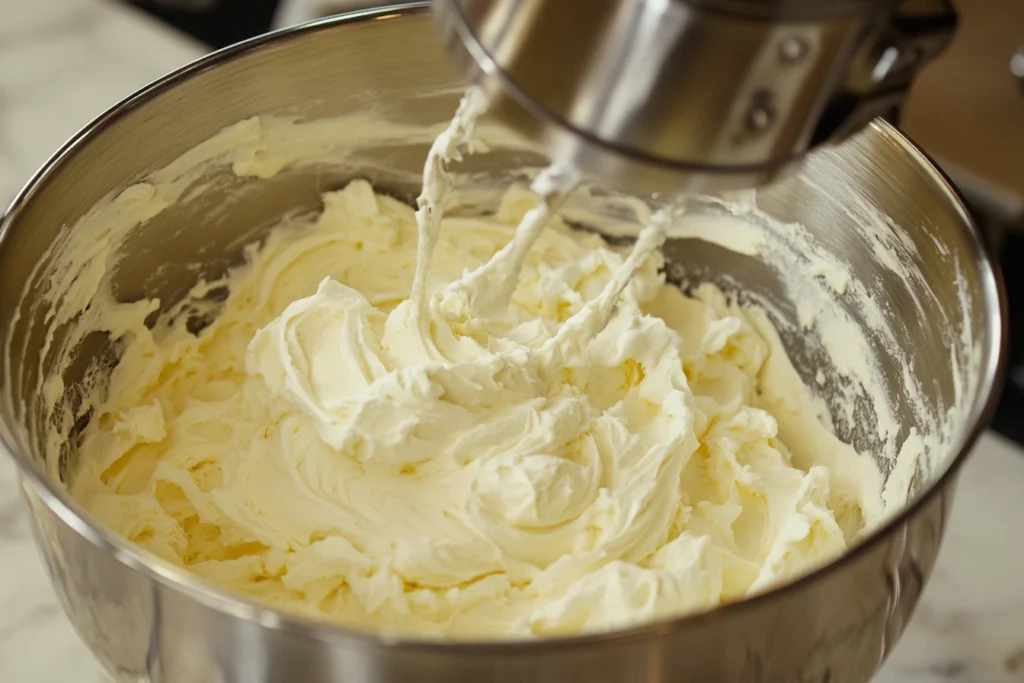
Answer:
xmin=0 ymin=3 xmax=1005 ymax=682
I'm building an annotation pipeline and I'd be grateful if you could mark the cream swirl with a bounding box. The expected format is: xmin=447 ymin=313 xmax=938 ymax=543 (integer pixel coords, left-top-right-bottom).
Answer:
xmin=70 ymin=97 xmax=882 ymax=638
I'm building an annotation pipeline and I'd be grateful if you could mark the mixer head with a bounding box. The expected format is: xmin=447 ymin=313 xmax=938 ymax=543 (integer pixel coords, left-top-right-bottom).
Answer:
xmin=434 ymin=0 xmax=956 ymax=195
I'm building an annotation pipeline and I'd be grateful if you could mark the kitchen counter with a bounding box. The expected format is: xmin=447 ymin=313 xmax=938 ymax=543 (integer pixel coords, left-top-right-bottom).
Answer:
xmin=0 ymin=1 xmax=1022 ymax=682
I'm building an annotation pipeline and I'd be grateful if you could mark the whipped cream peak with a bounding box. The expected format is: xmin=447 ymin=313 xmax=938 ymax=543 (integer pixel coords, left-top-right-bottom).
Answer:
xmin=439 ymin=162 xmax=580 ymax=321
xmin=411 ymin=87 xmax=489 ymax=316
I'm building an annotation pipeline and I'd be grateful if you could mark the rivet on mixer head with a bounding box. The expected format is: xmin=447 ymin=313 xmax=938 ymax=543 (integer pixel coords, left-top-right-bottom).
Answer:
xmin=778 ymin=37 xmax=808 ymax=63
xmin=745 ymin=91 xmax=776 ymax=133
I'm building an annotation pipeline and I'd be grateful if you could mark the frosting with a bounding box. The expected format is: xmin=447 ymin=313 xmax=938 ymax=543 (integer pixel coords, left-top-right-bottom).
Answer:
xmin=69 ymin=155 xmax=884 ymax=637
xmin=4 ymin=89 xmax=979 ymax=641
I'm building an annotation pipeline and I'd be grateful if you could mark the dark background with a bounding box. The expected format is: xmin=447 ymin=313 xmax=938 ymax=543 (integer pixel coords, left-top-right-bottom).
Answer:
xmin=125 ymin=0 xmax=281 ymax=48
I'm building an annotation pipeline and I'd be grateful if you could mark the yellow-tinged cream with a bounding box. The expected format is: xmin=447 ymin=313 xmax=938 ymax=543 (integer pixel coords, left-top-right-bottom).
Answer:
xmin=71 ymin=175 xmax=881 ymax=638
xmin=65 ymin=88 xmax=886 ymax=638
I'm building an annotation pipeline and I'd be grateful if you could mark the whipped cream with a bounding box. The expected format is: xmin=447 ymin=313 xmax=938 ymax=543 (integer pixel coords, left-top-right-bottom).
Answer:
xmin=71 ymin=193 xmax=881 ymax=640
xmin=58 ymin=89 xmax=892 ymax=638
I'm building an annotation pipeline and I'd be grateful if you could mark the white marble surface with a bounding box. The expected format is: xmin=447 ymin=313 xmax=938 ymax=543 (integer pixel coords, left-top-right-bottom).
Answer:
xmin=0 ymin=1 xmax=1022 ymax=681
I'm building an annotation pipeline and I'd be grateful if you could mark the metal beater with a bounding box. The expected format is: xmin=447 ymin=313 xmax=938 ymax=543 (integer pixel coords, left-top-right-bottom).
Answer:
xmin=433 ymin=0 xmax=957 ymax=194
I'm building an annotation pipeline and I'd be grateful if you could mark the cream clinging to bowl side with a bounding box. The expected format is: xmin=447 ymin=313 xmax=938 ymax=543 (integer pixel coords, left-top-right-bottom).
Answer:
xmin=0 ymin=4 xmax=1004 ymax=683
xmin=62 ymin=101 xmax=887 ymax=636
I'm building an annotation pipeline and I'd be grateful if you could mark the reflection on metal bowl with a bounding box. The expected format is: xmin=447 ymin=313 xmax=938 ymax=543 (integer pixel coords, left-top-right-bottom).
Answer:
xmin=0 ymin=4 xmax=1005 ymax=683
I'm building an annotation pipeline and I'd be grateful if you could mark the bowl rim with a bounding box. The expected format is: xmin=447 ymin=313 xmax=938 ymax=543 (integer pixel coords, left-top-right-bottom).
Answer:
xmin=0 ymin=1 xmax=1008 ymax=653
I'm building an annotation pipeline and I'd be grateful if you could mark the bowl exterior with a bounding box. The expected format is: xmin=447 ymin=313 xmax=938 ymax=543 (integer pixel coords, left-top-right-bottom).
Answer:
xmin=20 ymin=474 xmax=955 ymax=683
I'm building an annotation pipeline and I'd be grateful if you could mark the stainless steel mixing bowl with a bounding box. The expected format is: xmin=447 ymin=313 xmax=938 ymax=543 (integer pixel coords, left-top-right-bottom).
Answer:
xmin=0 ymin=4 xmax=1005 ymax=683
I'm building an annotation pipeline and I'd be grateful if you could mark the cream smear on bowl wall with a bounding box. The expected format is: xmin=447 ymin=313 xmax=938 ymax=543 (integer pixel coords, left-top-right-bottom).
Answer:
xmin=2 ymin=89 xmax=980 ymax=639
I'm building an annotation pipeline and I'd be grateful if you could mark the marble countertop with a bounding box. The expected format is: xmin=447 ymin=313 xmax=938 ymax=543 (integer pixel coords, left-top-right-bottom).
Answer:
xmin=0 ymin=1 xmax=1022 ymax=681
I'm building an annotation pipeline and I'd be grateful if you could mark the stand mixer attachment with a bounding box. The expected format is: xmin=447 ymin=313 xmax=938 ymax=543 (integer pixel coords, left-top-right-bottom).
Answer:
xmin=433 ymin=0 xmax=957 ymax=195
